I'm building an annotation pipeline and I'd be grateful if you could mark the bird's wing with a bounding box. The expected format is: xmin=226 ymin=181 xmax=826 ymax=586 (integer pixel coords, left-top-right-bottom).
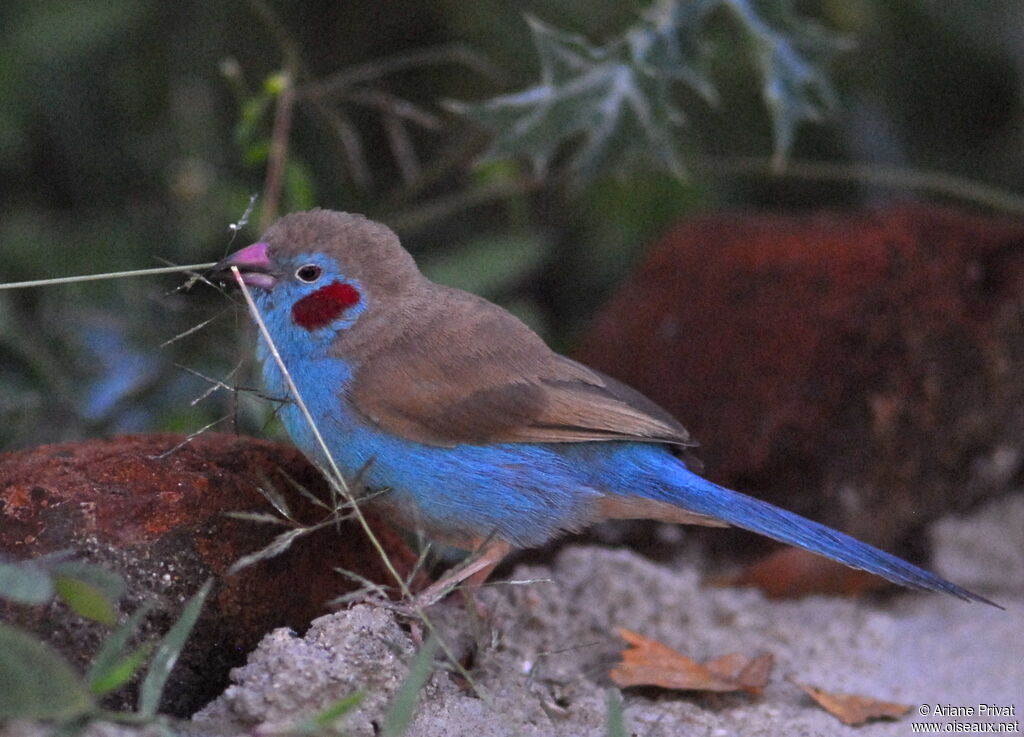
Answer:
xmin=346 ymin=286 xmax=695 ymax=448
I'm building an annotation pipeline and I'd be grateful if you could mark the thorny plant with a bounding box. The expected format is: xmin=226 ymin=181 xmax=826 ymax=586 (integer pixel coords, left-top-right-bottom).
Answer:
xmin=235 ymin=0 xmax=1024 ymax=231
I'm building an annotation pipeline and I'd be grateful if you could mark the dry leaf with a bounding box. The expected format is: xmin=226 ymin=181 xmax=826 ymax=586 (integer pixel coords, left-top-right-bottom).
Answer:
xmin=706 ymin=651 xmax=774 ymax=691
xmin=610 ymin=628 xmax=772 ymax=693
xmin=793 ymin=680 xmax=911 ymax=726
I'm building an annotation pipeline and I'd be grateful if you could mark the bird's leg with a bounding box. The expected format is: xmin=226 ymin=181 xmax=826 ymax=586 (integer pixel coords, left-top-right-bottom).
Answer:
xmin=410 ymin=537 xmax=511 ymax=610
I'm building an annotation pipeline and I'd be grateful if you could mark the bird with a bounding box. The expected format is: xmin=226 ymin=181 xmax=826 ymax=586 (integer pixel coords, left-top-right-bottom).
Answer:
xmin=212 ymin=208 xmax=996 ymax=609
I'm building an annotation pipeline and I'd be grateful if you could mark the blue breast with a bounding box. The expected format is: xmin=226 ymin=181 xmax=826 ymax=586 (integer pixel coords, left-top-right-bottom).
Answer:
xmin=254 ymin=314 xmax=611 ymax=547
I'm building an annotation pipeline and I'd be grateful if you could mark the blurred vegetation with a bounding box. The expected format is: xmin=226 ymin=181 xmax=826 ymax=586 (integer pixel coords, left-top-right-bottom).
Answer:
xmin=1 ymin=0 xmax=1023 ymax=450
xmin=0 ymin=554 xmax=210 ymax=726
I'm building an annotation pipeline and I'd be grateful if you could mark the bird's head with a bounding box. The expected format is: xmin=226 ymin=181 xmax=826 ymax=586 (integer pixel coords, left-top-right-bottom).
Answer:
xmin=212 ymin=209 xmax=421 ymax=335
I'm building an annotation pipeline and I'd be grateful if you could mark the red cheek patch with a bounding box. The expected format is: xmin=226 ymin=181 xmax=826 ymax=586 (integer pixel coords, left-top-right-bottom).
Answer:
xmin=291 ymin=281 xmax=361 ymax=330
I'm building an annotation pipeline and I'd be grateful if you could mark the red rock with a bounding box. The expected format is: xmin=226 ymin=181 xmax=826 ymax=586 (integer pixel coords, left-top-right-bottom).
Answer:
xmin=577 ymin=205 xmax=1024 ymax=558
xmin=0 ymin=432 xmax=425 ymax=715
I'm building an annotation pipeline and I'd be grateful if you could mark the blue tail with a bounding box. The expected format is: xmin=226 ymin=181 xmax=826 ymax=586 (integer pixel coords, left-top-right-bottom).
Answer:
xmin=655 ymin=468 xmax=999 ymax=607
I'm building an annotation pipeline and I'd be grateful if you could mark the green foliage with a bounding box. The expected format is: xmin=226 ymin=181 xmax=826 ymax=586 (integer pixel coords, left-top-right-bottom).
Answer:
xmin=605 ymin=688 xmax=628 ymax=737
xmin=2 ymin=1 xmax=1021 ymax=459
xmin=0 ymin=555 xmax=124 ymax=624
xmin=290 ymin=693 xmax=366 ymax=736
xmin=0 ymin=562 xmax=211 ymax=728
xmin=0 ymin=625 xmax=94 ymax=721
xmin=227 ymin=67 xmax=317 ymax=219
xmin=449 ymin=15 xmax=693 ymax=180
xmin=0 ymin=559 xmax=55 ymax=605
xmin=86 ymin=605 xmax=153 ymax=695
xmin=719 ymin=0 xmax=850 ymax=167
xmin=137 ymin=579 xmax=212 ymax=717
xmin=451 ymin=0 xmax=847 ymax=180
xmin=381 ymin=636 xmax=438 ymax=737
xmin=51 ymin=561 xmax=126 ymax=626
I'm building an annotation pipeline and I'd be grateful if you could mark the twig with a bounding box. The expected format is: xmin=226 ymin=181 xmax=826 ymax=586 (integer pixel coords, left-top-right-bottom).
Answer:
xmin=384 ymin=176 xmax=546 ymax=234
xmin=227 ymin=194 xmax=259 ymax=245
xmin=384 ymin=113 xmax=421 ymax=187
xmin=384 ymin=129 xmax=491 ymax=205
xmin=232 ymin=268 xmax=413 ymax=589
xmin=0 ymin=263 xmax=217 ymax=291
xmin=702 ymin=156 xmax=1024 ymax=215
xmin=304 ymin=99 xmax=374 ymax=191
xmin=245 ymin=0 xmax=304 ymax=75
xmin=160 ymin=310 xmax=230 ymax=348
xmin=340 ymin=88 xmax=443 ymax=130
xmin=149 ymin=415 xmax=233 ymax=459
xmin=298 ymin=44 xmax=505 ymax=100
xmin=230 ymin=267 xmax=485 ymax=702
xmin=261 ymin=73 xmax=296 ymax=231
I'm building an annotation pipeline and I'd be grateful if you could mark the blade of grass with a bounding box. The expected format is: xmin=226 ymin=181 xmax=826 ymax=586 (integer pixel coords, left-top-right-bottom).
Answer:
xmin=232 ymin=269 xmax=411 ymax=594
xmin=52 ymin=562 xmax=126 ymax=626
xmin=293 ymin=692 xmax=365 ymax=734
xmin=0 ymin=263 xmax=218 ymax=291
xmin=87 ymin=604 xmax=153 ymax=695
xmin=0 ymin=560 xmax=54 ymax=605
xmin=227 ymin=526 xmax=311 ymax=574
xmin=233 ymin=273 xmax=492 ymax=720
xmin=89 ymin=645 xmax=153 ymax=697
xmin=381 ymin=636 xmax=438 ymax=737
xmin=224 ymin=510 xmax=293 ymax=525
xmin=253 ymin=474 xmax=294 ymax=521
xmin=605 ymin=688 xmax=627 ymax=737
xmin=137 ymin=579 xmax=212 ymax=717
xmin=0 ymin=625 xmax=94 ymax=720
xmin=278 ymin=466 xmax=333 ymax=510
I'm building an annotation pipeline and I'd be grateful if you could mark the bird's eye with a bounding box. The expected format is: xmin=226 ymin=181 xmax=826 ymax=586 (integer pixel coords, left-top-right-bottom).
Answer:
xmin=295 ymin=264 xmax=322 ymax=283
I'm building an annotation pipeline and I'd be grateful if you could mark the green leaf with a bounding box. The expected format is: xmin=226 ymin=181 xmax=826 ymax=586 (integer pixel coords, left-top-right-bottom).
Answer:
xmin=89 ymin=646 xmax=153 ymax=697
xmin=0 ymin=560 xmax=54 ymax=605
xmin=292 ymin=693 xmax=364 ymax=734
xmin=87 ymin=604 xmax=152 ymax=695
xmin=450 ymin=0 xmax=848 ymax=180
xmin=313 ymin=692 xmax=364 ymax=725
xmin=52 ymin=579 xmax=117 ymax=625
xmin=284 ymin=159 xmax=316 ymax=212
xmin=627 ymin=0 xmax=720 ymax=101
xmin=381 ymin=636 xmax=437 ymax=737
xmin=137 ymin=579 xmax=212 ymax=717
xmin=723 ymin=0 xmax=850 ymax=165
xmin=237 ymin=95 xmax=271 ymax=149
xmin=605 ymin=688 xmax=628 ymax=737
xmin=52 ymin=561 xmax=126 ymax=602
xmin=52 ymin=562 xmax=125 ymax=625
xmin=264 ymin=72 xmax=289 ymax=96
xmin=0 ymin=624 xmax=94 ymax=720
xmin=450 ymin=16 xmax=688 ymax=180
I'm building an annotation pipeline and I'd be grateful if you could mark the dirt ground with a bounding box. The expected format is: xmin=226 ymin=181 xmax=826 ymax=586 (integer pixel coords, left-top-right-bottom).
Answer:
xmin=185 ymin=491 xmax=1023 ymax=737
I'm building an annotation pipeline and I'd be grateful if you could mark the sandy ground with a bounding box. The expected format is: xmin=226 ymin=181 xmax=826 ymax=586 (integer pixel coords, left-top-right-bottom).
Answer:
xmin=184 ymin=492 xmax=1023 ymax=737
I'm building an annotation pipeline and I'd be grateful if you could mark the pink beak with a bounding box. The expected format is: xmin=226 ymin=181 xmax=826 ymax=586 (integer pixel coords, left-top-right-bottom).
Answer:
xmin=212 ymin=242 xmax=277 ymax=290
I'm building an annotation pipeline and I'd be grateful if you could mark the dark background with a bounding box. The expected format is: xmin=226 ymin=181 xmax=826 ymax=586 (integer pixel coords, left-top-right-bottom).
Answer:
xmin=2 ymin=0 xmax=1023 ymax=451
